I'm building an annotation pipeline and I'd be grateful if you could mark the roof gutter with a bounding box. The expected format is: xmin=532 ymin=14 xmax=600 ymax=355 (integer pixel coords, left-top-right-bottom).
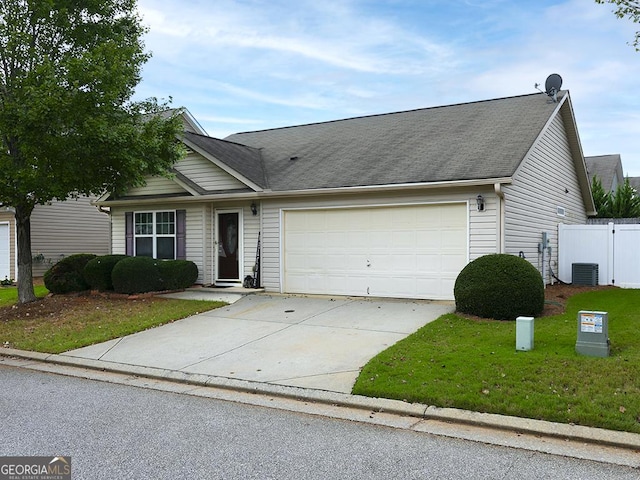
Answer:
xmin=95 ymin=177 xmax=514 ymax=207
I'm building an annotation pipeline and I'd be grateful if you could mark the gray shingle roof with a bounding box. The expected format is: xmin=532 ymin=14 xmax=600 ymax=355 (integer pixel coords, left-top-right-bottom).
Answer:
xmin=182 ymin=131 xmax=267 ymax=188
xmin=224 ymin=93 xmax=562 ymax=191
xmin=584 ymin=154 xmax=623 ymax=192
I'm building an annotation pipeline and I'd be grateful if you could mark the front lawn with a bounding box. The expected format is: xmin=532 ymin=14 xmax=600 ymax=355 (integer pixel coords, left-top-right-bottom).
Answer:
xmin=353 ymin=288 xmax=640 ymax=433
xmin=0 ymin=286 xmax=224 ymax=353
xmin=0 ymin=285 xmax=49 ymax=307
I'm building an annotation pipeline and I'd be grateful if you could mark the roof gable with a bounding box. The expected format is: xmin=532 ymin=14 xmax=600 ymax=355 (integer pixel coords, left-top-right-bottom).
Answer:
xmin=173 ymin=152 xmax=250 ymax=193
xmin=182 ymin=132 xmax=267 ymax=190
xmin=585 ymin=154 xmax=624 ymax=192
xmin=225 ymin=93 xmax=563 ymax=191
xmin=123 ymin=175 xmax=190 ymax=197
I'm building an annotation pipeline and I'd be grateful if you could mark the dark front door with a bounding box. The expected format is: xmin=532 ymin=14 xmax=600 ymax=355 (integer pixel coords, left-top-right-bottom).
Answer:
xmin=217 ymin=212 xmax=240 ymax=282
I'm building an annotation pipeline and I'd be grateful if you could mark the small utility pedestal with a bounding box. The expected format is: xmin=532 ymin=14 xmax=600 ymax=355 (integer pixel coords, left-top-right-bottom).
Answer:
xmin=516 ymin=316 xmax=534 ymax=351
xmin=576 ymin=311 xmax=610 ymax=358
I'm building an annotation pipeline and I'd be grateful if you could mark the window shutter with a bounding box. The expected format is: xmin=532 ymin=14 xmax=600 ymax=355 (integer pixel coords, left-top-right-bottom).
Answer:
xmin=176 ymin=209 xmax=186 ymax=260
xmin=125 ymin=212 xmax=133 ymax=256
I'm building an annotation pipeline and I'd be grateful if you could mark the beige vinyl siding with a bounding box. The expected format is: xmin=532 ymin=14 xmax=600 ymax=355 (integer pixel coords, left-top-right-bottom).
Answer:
xmin=243 ymin=205 xmax=261 ymax=280
xmin=30 ymin=197 xmax=110 ymax=276
xmin=469 ymin=191 xmax=499 ymax=261
xmin=175 ymin=152 xmax=248 ymax=191
xmin=125 ymin=176 xmax=186 ymax=196
xmin=260 ymin=189 xmax=497 ymax=294
xmin=0 ymin=211 xmax=16 ymax=280
xmin=186 ymin=205 xmax=206 ymax=284
xmin=111 ymin=208 xmax=126 ymax=257
xmin=111 ymin=203 xmax=207 ymax=284
xmin=203 ymin=204 xmax=213 ymax=284
xmin=503 ymin=112 xmax=587 ymax=283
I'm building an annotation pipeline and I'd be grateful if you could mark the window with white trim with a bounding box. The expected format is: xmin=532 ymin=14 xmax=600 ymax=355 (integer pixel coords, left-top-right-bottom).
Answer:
xmin=134 ymin=211 xmax=176 ymax=259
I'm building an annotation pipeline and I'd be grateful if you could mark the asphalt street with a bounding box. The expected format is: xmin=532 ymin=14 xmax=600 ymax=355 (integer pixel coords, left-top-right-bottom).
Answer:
xmin=1 ymin=365 xmax=637 ymax=480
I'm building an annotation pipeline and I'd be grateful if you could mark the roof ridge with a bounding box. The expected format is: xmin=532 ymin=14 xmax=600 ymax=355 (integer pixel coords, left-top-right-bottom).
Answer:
xmin=230 ymin=91 xmax=553 ymax=135
xmin=183 ymin=131 xmax=262 ymax=153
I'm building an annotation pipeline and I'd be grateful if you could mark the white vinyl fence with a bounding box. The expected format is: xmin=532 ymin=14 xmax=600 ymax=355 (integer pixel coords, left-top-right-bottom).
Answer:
xmin=558 ymin=223 xmax=640 ymax=288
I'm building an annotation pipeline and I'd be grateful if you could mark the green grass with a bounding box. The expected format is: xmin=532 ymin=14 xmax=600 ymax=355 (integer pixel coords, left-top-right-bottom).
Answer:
xmin=0 ymin=285 xmax=49 ymax=307
xmin=353 ymin=288 xmax=640 ymax=433
xmin=0 ymin=286 xmax=224 ymax=354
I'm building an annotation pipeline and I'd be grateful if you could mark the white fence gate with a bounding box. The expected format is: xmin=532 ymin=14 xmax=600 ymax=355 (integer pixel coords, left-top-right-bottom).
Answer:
xmin=558 ymin=223 xmax=640 ymax=288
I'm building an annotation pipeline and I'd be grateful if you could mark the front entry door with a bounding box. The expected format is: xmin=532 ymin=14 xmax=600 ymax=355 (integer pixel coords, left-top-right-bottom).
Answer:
xmin=216 ymin=210 xmax=242 ymax=284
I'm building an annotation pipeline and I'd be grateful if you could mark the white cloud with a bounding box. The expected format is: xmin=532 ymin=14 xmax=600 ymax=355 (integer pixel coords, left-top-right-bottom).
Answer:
xmin=138 ymin=0 xmax=457 ymax=75
xmin=134 ymin=0 xmax=640 ymax=175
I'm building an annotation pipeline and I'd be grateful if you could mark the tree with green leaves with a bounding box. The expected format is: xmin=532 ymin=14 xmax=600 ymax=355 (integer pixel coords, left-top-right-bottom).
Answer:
xmin=596 ymin=0 xmax=640 ymax=50
xmin=591 ymin=175 xmax=613 ymax=217
xmin=609 ymin=177 xmax=640 ymax=217
xmin=591 ymin=175 xmax=640 ymax=218
xmin=0 ymin=0 xmax=184 ymax=304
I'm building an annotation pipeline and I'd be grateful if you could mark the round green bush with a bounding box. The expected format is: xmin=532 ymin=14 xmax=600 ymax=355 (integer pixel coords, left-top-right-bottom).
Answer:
xmin=83 ymin=255 xmax=128 ymax=291
xmin=43 ymin=253 xmax=97 ymax=294
xmin=111 ymin=256 xmax=162 ymax=294
xmin=157 ymin=260 xmax=198 ymax=291
xmin=454 ymin=254 xmax=544 ymax=320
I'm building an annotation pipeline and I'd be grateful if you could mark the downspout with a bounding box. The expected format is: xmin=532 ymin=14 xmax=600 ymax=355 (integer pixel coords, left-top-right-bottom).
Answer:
xmin=494 ymin=183 xmax=505 ymax=253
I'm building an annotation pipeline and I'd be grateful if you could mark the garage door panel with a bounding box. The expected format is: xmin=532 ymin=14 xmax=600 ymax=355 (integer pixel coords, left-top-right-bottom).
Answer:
xmin=369 ymin=276 xmax=413 ymax=297
xmin=390 ymin=231 xmax=417 ymax=247
xmin=283 ymin=204 xmax=467 ymax=300
xmin=442 ymin=230 xmax=466 ymax=246
xmin=371 ymin=253 xmax=415 ymax=273
xmin=416 ymin=254 xmax=442 ymax=272
xmin=416 ymin=231 xmax=444 ymax=248
xmin=441 ymin=253 xmax=467 ymax=272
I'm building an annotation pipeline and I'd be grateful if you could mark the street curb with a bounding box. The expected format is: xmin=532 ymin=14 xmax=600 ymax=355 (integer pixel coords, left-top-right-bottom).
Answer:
xmin=2 ymin=347 xmax=640 ymax=452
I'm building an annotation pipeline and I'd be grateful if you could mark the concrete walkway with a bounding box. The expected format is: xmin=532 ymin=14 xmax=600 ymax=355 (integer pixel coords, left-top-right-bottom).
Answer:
xmin=61 ymin=293 xmax=454 ymax=393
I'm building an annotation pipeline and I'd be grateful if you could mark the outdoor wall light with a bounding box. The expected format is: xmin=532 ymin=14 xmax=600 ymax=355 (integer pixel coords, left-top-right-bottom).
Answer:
xmin=476 ymin=194 xmax=485 ymax=212
xmin=250 ymin=202 xmax=258 ymax=216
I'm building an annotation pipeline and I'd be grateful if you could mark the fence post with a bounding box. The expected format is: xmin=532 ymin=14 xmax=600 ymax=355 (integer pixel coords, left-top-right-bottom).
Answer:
xmin=608 ymin=222 xmax=615 ymax=285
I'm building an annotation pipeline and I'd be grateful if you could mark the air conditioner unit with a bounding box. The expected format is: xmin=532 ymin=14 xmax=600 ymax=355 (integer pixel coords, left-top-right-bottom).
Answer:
xmin=572 ymin=263 xmax=598 ymax=286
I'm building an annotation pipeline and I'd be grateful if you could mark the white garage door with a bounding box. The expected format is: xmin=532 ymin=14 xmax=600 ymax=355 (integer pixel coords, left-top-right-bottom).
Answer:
xmin=283 ymin=203 xmax=468 ymax=300
xmin=0 ymin=224 xmax=10 ymax=281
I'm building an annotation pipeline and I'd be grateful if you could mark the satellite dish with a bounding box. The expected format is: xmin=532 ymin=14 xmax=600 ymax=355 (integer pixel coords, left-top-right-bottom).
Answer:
xmin=544 ymin=73 xmax=562 ymax=102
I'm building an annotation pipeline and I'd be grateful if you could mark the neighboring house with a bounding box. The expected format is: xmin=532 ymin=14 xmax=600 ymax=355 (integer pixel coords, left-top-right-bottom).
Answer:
xmin=97 ymin=91 xmax=595 ymax=301
xmin=0 ymin=206 xmax=15 ymax=282
xmin=629 ymin=177 xmax=640 ymax=192
xmin=584 ymin=154 xmax=624 ymax=193
xmin=0 ymin=196 xmax=110 ymax=281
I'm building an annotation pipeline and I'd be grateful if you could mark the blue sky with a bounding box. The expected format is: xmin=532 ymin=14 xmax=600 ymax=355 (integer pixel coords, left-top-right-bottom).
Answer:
xmin=134 ymin=0 xmax=640 ymax=175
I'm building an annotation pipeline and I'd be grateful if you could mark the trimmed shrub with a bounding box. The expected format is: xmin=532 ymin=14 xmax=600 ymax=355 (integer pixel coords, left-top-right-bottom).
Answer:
xmin=454 ymin=254 xmax=544 ymax=320
xmin=111 ymin=256 xmax=162 ymax=294
xmin=44 ymin=253 xmax=97 ymax=294
xmin=157 ymin=260 xmax=198 ymax=291
xmin=83 ymin=255 xmax=128 ymax=291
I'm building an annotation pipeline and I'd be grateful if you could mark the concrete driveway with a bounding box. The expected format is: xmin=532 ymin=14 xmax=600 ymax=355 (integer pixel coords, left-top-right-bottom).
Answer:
xmin=63 ymin=294 xmax=454 ymax=393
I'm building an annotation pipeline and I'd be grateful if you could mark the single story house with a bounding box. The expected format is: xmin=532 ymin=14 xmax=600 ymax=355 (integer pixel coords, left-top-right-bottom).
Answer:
xmin=97 ymin=91 xmax=595 ymax=300
xmin=0 ymin=196 xmax=110 ymax=281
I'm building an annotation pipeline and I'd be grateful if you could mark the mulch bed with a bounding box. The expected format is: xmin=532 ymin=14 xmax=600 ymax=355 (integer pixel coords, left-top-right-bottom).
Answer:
xmin=0 ymin=290 xmax=166 ymax=323
xmin=540 ymin=283 xmax=615 ymax=317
